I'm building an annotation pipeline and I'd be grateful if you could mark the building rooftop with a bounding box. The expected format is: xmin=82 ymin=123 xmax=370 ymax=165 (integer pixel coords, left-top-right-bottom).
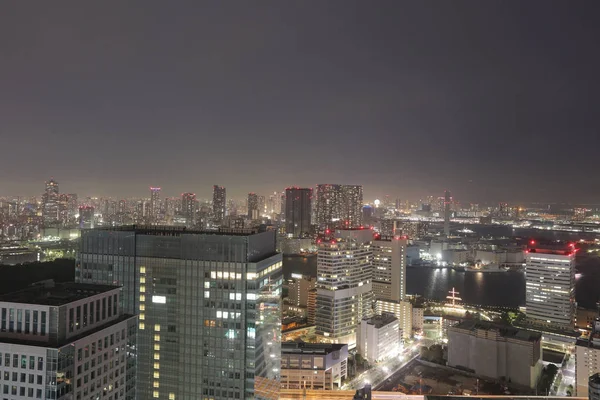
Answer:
xmin=0 ymin=282 xmax=119 ymax=306
xmin=86 ymin=224 xmax=262 ymax=236
xmin=363 ymin=312 xmax=398 ymax=329
xmin=282 ymin=342 xmax=347 ymax=355
xmin=452 ymin=320 xmax=542 ymax=342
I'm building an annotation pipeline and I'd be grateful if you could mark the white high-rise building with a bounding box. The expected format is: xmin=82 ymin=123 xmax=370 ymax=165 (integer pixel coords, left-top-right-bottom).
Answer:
xmin=525 ymin=247 xmax=576 ymax=330
xmin=371 ymin=236 xmax=407 ymax=302
xmin=315 ymin=239 xmax=373 ymax=348
xmin=357 ymin=312 xmax=401 ymax=363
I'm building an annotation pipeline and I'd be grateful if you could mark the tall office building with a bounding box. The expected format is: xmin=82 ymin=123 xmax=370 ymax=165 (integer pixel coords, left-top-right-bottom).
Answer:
xmin=284 ymin=188 xmax=312 ymax=238
xmin=0 ymin=282 xmax=137 ymax=400
xmin=340 ymin=185 xmax=363 ymax=228
xmin=78 ymin=226 xmax=282 ymax=400
xmin=315 ymin=184 xmax=363 ymax=229
xmin=149 ymin=187 xmax=161 ymax=224
xmin=212 ymin=186 xmax=226 ymax=224
xmin=181 ymin=192 xmax=197 ymax=227
xmin=78 ymin=206 xmax=95 ymax=229
xmin=443 ymin=190 xmax=451 ymax=236
xmin=267 ymin=192 xmax=282 ymax=217
xmin=315 ymin=238 xmax=373 ymax=348
xmin=42 ymin=178 xmax=60 ymax=225
xmin=525 ymin=246 xmax=576 ymax=330
xmin=371 ymin=236 xmax=407 ymax=302
xmin=247 ymin=193 xmax=259 ymax=220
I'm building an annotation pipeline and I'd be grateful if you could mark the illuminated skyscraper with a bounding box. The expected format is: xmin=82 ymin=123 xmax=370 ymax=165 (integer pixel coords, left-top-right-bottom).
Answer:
xmin=315 ymin=184 xmax=363 ymax=229
xmin=340 ymin=185 xmax=363 ymax=227
xmin=525 ymin=246 xmax=576 ymax=330
xmin=42 ymin=178 xmax=60 ymax=225
xmin=284 ymin=188 xmax=312 ymax=238
xmin=78 ymin=205 xmax=95 ymax=229
xmin=78 ymin=226 xmax=283 ymax=400
xmin=149 ymin=187 xmax=161 ymax=224
xmin=181 ymin=192 xmax=197 ymax=227
xmin=371 ymin=236 xmax=407 ymax=302
xmin=315 ymin=238 xmax=373 ymax=348
xmin=247 ymin=193 xmax=259 ymax=220
xmin=444 ymin=190 xmax=451 ymax=236
xmin=212 ymin=185 xmax=226 ymax=224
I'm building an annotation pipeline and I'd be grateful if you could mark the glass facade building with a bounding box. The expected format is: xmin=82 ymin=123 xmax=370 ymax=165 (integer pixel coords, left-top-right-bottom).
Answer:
xmin=77 ymin=226 xmax=282 ymax=400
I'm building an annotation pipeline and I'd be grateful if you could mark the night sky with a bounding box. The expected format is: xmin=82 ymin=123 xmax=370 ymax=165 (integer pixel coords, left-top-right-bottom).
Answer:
xmin=2 ymin=1 xmax=599 ymax=202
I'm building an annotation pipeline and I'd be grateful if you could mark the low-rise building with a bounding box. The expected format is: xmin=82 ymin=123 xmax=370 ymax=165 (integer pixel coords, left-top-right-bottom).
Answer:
xmin=280 ymin=342 xmax=348 ymax=390
xmin=0 ymin=282 xmax=137 ymax=400
xmin=412 ymin=306 xmax=424 ymax=332
xmin=357 ymin=313 xmax=401 ymax=363
xmin=447 ymin=320 xmax=542 ymax=389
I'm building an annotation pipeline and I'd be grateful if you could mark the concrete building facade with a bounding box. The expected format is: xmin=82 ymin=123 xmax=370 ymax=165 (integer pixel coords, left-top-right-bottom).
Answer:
xmin=525 ymin=248 xmax=576 ymax=330
xmin=447 ymin=321 xmax=542 ymax=388
xmin=78 ymin=225 xmax=282 ymax=400
xmin=357 ymin=313 xmax=400 ymax=363
xmin=371 ymin=236 xmax=407 ymax=303
xmin=576 ymin=318 xmax=600 ymax=397
xmin=0 ymin=282 xmax=137 ymax=400
xmin=280 ymin=343 xmax=348 ymax=391
xmin=315 ymin=240 xmax=373 ymax=348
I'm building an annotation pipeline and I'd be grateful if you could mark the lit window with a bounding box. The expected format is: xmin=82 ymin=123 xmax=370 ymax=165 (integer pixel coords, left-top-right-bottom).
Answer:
xmin=140 ymin=276 xmax=146 ymax=284
xmin=139 ymin=295 xmax=145 ymax=302
xmin=154 ymin=324 xmax=160 ymax=331
xmin=140 ymin=304 xmax=145 ymax=311
xmin=169 ymin=394 xmax=175 ymax=400
xmin=140 ymin=285 xmax=146 ymax=293
xmin=204 ymin=291 xmax=210 ymax=299
xmin=154 ymin=362 xmax=160 ymax=370
xmin=153 ymin=381 xmax=159 ymax=388
xmin=154 ymin=353 xmax=160 ymax=360
xmin=204 ymin=282 xmax=210 ymax=288
xmin=154 ymin=335 xmax=160 ymax=341
xmin=139 ymin=314 xmax=145 ymax=320
xmin=153 ymin=371 xmax=160 ymax=379
xmin=152 ymin=296 xmax=166 ymax=304
xmin=140 ymin=267 xmax=146 ymax=274
xmin=216 ymin=311 xmax=222 ymax=318
xmin=153 ymin=391 xmax=159 ymax=398
xmin=139 ymin=322 xmax=145 ymax=330
xmin=154 ymin=344 xmax=160 ymax=351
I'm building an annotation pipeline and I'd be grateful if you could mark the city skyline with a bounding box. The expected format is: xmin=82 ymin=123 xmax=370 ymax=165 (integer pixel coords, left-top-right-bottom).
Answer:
xmin=2 ymin=1 xmax=600 ymax=202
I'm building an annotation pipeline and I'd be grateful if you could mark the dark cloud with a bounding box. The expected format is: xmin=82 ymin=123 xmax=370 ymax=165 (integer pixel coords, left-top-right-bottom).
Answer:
xmin=1 ymin=1 xmax=599 ymax=203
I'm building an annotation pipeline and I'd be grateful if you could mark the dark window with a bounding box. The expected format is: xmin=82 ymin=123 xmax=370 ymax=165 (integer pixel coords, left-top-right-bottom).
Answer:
xmin=33 ymin=311 xmax=38 ymax=335
xmin=40 ymin=312 xmax=46 ymax=336
xmin=90 ymin=302 xmax=94 ymax=324
xmin=24 ymin=310 xmax=30 ymax=334
xmin=108 ymin=296 xmax=112 ymax=318
xmin=69 ymin=308 xmax=74 ymax=333
xmin=16 ymin=309 xmax=22 ymax=333
xmin=83 ymin=304 xmax=88 ymax=328
xmin=8 ymin=308 xmax=14 ymax=332
xmin=102 ymin=298 xmax=106 ymax=320
xmin=76 ymin=306 xmax=81 ymax=330
xmin=1 ymin=308 xmax=6 ymax=331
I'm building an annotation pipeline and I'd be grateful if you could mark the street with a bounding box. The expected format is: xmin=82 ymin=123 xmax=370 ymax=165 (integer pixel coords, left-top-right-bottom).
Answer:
xmin=342 ymin=341 xmax=425 ymax=391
